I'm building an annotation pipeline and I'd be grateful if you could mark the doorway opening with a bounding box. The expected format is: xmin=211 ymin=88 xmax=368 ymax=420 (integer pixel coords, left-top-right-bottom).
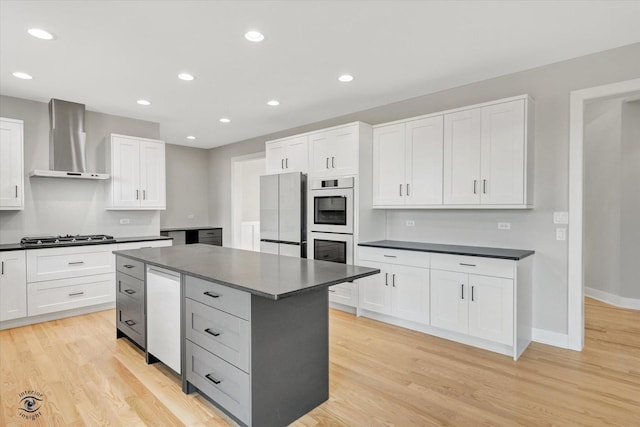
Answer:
xmin=230 ymin=153 xmax=265 ymax=251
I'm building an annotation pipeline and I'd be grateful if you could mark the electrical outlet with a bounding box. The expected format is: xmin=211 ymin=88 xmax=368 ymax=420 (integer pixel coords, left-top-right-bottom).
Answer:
xmin=187 ymin=214 xmax=195 ymax=219
xmin=554 ymin=212 xmax=569 ymax=224
xmin=405 ymin=220 xmax=415 ymax=227
xmin=498 ymin=222 xmax=511 ymax=230
xmin=556 ymin=228 xmax=567 ymax=241
xmin=119 ymin=218 xmax=130 ymax=225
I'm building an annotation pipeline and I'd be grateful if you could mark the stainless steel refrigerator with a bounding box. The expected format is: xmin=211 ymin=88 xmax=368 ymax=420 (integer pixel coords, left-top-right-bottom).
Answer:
xmin=259 ymin=172 xmax=307 ymax=257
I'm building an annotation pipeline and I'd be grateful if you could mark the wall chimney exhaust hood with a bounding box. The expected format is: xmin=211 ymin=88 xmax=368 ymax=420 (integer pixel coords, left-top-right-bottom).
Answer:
xmin=30 ymin=99 xmax=109 ymax=180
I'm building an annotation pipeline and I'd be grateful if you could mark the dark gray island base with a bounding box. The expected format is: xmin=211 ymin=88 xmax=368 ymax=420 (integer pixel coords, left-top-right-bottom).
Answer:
xmin=113 ymin=244 xmax=379 ymax=427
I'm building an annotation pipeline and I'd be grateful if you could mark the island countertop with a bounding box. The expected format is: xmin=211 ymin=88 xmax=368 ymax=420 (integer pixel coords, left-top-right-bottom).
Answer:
xmin=113 ymin=243 xmax=380 ymax=300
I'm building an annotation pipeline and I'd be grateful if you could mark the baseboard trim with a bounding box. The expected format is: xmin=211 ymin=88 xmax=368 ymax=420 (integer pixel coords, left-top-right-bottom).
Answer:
xmin=532 ymin=328 xmax=571 ymax=349
xmin=585 ymin=287 xmax=640 ymax=310
xmin=0 ymin=302 xmax=115 ymax=331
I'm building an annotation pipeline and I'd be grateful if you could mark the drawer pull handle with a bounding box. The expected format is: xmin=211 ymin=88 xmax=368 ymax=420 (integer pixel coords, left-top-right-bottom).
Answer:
xmin=328 ymin=289 xmax=336 ymax=293
xmin=459 ymin=263 xmax=476 ymax=267
xmin=205 ymin=373 xmax=221 ymax=385
xmin=69 ymin=291 xmax=84 ymax=297
xmin=203 ymin=291 xmax=220 ymax=299
xmin=68 ymin=261 xmax=85 ymax=265
xmin=204 ymin=328 xmax=221 ymax=337
xmin=124 ymin=289 xmax=136 ymax=295
xmin=124 ymin=319 xmax=136 ymax=326
xmin=123 ymin=264 xmax=135 ymax=269
xmin=383 ymin=255 xmax=396 ymax=258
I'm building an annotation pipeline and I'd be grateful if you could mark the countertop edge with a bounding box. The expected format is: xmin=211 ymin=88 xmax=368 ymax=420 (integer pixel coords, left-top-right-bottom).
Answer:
xmin=358 ymin=241 xmax=535 ymax=260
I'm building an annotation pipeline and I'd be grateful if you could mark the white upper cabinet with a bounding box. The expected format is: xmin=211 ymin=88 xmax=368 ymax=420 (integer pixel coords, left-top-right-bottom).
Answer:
xmin=0 ymin=118 xmax=24 ymax=210
xmin=373 ymin=116 xmax=443 ymax=207
xmin=107 ymin=134 xmax=166 ymax=210
xmin=309 ymin=124 xmax=359 ymax=177
xmin=265 ymin=135 xmax=308 ymax=175
xmin=373 ymin=95 xmax=533 ymax=209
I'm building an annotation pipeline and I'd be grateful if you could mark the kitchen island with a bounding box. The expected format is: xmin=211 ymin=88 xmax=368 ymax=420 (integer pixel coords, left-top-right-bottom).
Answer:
xmin=113 ymin=244 xmax=379 ymax=427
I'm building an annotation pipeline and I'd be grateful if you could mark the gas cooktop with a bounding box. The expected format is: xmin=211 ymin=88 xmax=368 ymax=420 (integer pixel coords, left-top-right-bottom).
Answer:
xmin=20 ymin=234 xmax=116 ymax=248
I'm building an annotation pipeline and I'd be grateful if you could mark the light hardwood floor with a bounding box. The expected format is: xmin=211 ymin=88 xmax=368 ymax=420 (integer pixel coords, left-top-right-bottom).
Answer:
xmin=1 ymin=298 xmax=638 ymax=426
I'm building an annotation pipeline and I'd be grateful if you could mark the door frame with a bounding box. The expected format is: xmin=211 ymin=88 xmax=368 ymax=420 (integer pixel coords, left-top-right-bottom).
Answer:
xmin=230 ymin=152 xmax=265 ymax=249
xmin=567 ymin=78 xmax=640 ymax=351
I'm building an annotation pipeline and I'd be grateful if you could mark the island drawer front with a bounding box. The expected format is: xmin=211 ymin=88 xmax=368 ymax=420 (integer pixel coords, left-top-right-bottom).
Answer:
xmin=430 ymin=254 xmax=515 ymax=278
xmin=116 ymin=257 xmax=145 ymax=281
xmin=186 ymin=341 xmax=250 ymax=425
xmin=185 ymin=276 xmax=250 ymax=321
xmin=26 ymin=245 xmax=116 ymax=283
xmin=118 ymin=305 xmax=145 ymax=348
xmin=198 ymin=229 xmax=222 ymax=240
xmin=117 ymin=272 xmax=144 ymax=304
xmin=358 ymin=246 xmax=430 ymax=268
xmin=185 ymin=299 xmax=250 ymax=372
xmin=27 ymin=273 xmax=115 ymax=316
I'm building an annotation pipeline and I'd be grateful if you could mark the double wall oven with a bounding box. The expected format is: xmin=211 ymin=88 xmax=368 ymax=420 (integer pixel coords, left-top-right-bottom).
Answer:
xmin=308 ymin=177 xmax=354 ymax=266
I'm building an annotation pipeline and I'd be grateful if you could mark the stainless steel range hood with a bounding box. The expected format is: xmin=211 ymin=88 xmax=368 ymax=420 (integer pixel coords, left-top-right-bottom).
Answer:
xmin=30 ymin=99 xmax=109 ymax=180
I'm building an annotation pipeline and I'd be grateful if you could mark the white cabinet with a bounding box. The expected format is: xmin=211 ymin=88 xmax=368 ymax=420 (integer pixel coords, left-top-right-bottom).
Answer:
xmin=265 ymin=135 xmax=308 ymax=174
xmin=328 ymin=282 xmax=358 ymax=307
xmin=373 ymin=116 xmax=443 ymax=207
xmin=444 ymin=99 xmax=529 ymax=206
xmin=0 ymin=251 xmax=27 ymax=321
xmin=357 ymin=248 xmax=430 ymax=324
xmin=107 ymin=134 xmax=166 ymax=209
xmin=430 ymin=254 xmax=514 ymax=346
xmin=0 ymin=118 xmax=24 ymax=210
xmin=309 ymin=124 xmax=359 ymax=177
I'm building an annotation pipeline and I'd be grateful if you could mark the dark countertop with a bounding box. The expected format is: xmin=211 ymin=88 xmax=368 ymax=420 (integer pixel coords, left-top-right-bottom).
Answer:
xmin=358 ymin=240 xmax=534 ymax=260
xmin=160 ymin=226 xmax=222 ymax=232
xmin=114 ymin=244 xmax=380 ymax=300
xmin=0 ymin=235 xmax=172 ymax=252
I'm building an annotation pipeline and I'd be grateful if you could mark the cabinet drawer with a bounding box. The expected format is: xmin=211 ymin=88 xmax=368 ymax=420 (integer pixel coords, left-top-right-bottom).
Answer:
xmin=185 ymin=276 xmax=250 ymax=321
xmin=198 ymin=229 xmax=222 ymax=240
xmin=430 ymin=254 xmax=515 ymax=279
xmin=185 ymin=298 xmax=250 ymax=372
xmin=118 ymin=304 xmax=145 ymax=348
xmin=358 ymin=246 xmax=430 ymax=268
xmin=117 ymin=272 xmax=144 ymax=304
xmin=198 ymin=237 xmax=222 ymax=246
xmin=26 ymin=244 xmax=116 ymax=283
xmin=27 ymin=273 xmax=115 ymax=316
xmin=186 ymin=341 xmax=251 ymax=425
xmin=116 ymin=257 xmax=145 ymax=280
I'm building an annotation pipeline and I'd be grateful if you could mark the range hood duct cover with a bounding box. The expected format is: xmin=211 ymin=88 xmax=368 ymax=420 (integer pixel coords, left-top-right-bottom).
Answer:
xmin=30 ymin=99 xmax=109 ymax=180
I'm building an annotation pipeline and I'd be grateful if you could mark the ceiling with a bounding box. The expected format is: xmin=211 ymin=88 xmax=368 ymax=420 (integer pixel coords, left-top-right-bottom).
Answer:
xmin=1 ymin=1 xmax=639 ymax=149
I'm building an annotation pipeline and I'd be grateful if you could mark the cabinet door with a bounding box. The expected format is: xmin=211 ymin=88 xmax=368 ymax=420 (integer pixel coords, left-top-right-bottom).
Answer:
xmin=405 ymin=116 xmax=444 ymax=206
xmin=373 ymin=124 xmax=406 ymax=206
xmin=443 ymin=109 xmax=481 ymax=205
xmin=0 ymin=251 xmax=27 ymax=321
xmin=329 ymin=126 xmax=358 ymax=176
xmin=111 ymin=136 xmax=141 ymax=207
xmin=329 ymin=282 xmax=357 ymax=307
xmin=0 ymin=119 xmax=23 ymax=209
xmin=139 ymin=140 xmax=166 ymax=208
xmin=357 ymin=261 xmax=390 ymax=315
xmin=430 ymin=270 xmax=468 ymax=334
xmin=468 ymin=275 xmax=514 ymax=345
xmin=309 ymin=131 xmax=332 ymax=176
xmin=265 ymin=141 xmax=286 ymax=174
xmin=480 ymin=100 xmax=526 ymax=205
xmin=283 ymin=135 xmax=309 ymax=173
xmin=390 ymin=265 xmax=429 ymax=324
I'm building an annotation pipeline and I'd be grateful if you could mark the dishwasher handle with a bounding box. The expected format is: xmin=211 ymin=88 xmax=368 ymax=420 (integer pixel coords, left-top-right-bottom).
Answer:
xmin=147 ymin=267 xmax=180 ymax=281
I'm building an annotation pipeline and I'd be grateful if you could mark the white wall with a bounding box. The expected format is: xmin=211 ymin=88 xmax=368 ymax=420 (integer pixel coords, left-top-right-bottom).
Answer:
xmin=0 ymin=95 xmax=161 ymax=242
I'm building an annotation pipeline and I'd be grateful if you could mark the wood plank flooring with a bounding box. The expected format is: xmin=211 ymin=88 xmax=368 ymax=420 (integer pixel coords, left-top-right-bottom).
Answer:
xmin=1 ymin=298 xmax=638 ymax=426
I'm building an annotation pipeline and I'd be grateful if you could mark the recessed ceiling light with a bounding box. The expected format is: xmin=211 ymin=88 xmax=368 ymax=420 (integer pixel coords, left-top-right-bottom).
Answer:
xmin=27 ymin=28 xmax=54 ymax=40
xmin=267 ymin=100 xmax=280 ymax=106
xmin=178 ymin=73 xmax=195 ymax=81
xmin=219 ymin=118 xmax=231 ymax=123
xmin=245 ymin=30 xmax=264 ymax=42
xmin=186 ymin=135 xmax=196 ymax=140
xmin=12 ymin=72 xmax=33 ymax=80
xmin=137 ymin=99 xmax=151 ymax=106
xmin=338 ymin=74 xmax=354 ymax=83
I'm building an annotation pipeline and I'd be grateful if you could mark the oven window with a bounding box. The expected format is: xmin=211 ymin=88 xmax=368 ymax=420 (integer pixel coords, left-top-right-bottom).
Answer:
xmin=314 ymin=196 xmax=347 ymax=226
xmin=314 ymin=239 xmax=347 ymax=264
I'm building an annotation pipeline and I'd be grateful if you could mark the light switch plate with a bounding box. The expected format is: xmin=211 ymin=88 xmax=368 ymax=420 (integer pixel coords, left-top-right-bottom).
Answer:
xmin=556 ymin=228 xmax=567 ymax=241
xmin=554 ymin=211 xmax=569 ymax=224
xmin=498 ymin=222 xmax=511 ymax=230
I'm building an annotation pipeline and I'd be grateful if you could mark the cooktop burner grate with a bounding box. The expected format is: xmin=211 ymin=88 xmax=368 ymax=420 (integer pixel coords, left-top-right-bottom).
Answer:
xmin=20 ymin=234 xmax=116 ymax=248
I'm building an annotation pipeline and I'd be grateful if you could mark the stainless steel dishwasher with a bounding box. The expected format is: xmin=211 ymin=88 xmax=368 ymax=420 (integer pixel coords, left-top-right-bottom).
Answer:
xmin=146 ymin=266 xmax=181 ymax=374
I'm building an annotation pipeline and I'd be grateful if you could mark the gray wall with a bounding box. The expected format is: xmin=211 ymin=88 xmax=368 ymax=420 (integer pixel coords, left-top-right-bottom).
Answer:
xmin=0 ymin=95 xmax=161 ymax=243
xmin=208 ymin=43 xmax=640 ymax=334
xmin=161 ymin=143 xmax=210 ymax=228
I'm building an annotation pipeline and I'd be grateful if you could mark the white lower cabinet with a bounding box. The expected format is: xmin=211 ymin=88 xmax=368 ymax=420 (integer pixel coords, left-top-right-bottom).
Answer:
xmin=430 ymin=270 xmax=468 ymax=334
xmin=328 ymin=282 xmax=358 ymax=307
xmin=0 ymin=251 xmax=27 ymax=321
